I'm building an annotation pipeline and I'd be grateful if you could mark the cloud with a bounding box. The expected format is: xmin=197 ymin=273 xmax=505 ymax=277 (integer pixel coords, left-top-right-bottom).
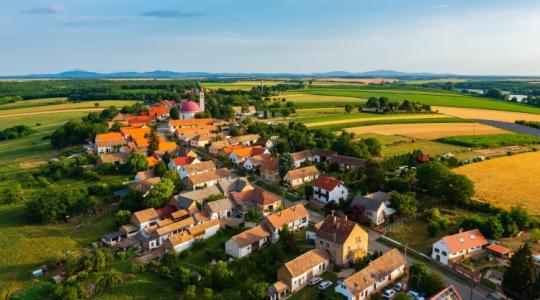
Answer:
xmin=433 ymin=4 xmax=450 ymax=9
xmin=21 ymin=6 xmax=65 ymax=15
xmin=138 ymin=10 xmax=204 ymax=19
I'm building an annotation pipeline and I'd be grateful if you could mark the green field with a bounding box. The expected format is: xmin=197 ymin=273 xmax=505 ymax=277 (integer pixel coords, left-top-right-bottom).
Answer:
xmin=309 ymin=117 xmax=468 ymax=131
xmin=273 ymin=92 xmax=366 ymax=109
xmin=201 ymin=80 xmax=284 ymax=90
xmin=301 ymin=88 xmax=540 ymax=114
xmin=292 ymin=112 xmax=439 ymax=124
xmin=402 ymin=78 xmax=468 ymax=84
xmin=437 ymin=133 xmax=540 ymax=148
xmin=0 ymin=98 xmax=67 ymax=110
xmin=0 ymin=100 xmax=140 ymax=116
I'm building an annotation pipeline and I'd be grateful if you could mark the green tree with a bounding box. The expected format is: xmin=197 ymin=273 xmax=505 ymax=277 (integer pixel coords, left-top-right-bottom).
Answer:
xmin=391 ymin=192 xmax=417 ymax=216
xmin=164 ymin=169 xmax=184 ymax=193
xmin=362 ymin=137 xmax=382 ymax=156
xmin=153 ymin=161 xmax=167 ymax=177
xmin=147 ymin=128 xmax=160 ymax=156
xmin=502 ymin=243 xmax=537 ymax=299
xmin=510 ymin=205 xmax=530 ymax=229
xmin=119 ymin=189 xmax=145 ymax=212
xmin=202 ymin=288 xmax=214 ymax=300
xmin=245 ymin=281 xmax=269 ymax=300
xmin=230 ymin=127 xmax=241 ymax=136
xmin=365 ymin=159 xmax=385 ymax=192
xmin=115 ymin=210 xmax=132 ymax=227
xmin=408 ymin=262 xmax=445 ymax=296
xmin=278 ymin=153 xmax=294 ymax=179
xmin=170 ymin=107 xmax=180 ymax=120
xmin=209 ymin=261 xmax=231 ymax=290
xmin=175 ymin=266 xmax=192 ymax=290
xmin=304 ymin=184 xmax=314 ymax=200
xmin=144 ymin=178 xmax=175 ymax=208
xmin=3 ymin=184 xmax=26 ymax=204
xmin=126 ymin=153 xmax=148 ymax=174
xmin=94 ymin=269 xmax=122 ymax=293
xmin=344 ymin=104 xmax=353 ymax=113
xmin=393 ymin=292 xmax=413 ymax=300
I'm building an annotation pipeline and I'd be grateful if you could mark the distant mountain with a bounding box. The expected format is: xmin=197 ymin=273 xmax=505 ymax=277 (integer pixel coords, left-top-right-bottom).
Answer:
xmin=2 ymin=69 xmax=458 ymax=79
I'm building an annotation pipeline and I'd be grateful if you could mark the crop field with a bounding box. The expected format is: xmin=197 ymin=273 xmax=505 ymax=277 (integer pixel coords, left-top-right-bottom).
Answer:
xmin=454 ymin=152 xmax=540 ymax=214
xmin=315 ymin=77 xmax=398 ymax=84
xmin=433 ymin=106 xmax=540 ymax=122
xmin=200 ymin=80 xmax=284 ymax=90
xmin=437 ymin=133 xmax=540 ymax=148
xmin=402 ymin=78 xmax=468 ymax=84
xmin=344 ymin=122 xmax=507 ymax=140
xmin=0 ymin=98 xmax=67 ymax=110
xmin=302 ymin=113 xmax=450 ymax=127
xmin=302 ymin=88 xmax=540 ymax=114
xmin=273 ymin=92 xmax=366 ymax=108
xmin=0 ymin=100 xmax=140 ymax=116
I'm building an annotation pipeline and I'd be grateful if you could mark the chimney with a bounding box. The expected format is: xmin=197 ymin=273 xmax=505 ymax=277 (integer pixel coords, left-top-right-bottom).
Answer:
xmin=459 ymin=228 xmax=463 ymax=233
xmin=331 ymin=210 xmax=335 ymax=216
xmin=344 ymin=215 xmax=348 ymax=221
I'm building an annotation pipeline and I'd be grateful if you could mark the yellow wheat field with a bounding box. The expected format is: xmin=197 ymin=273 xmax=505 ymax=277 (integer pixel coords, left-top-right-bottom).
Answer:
xmin=304 ymin=114 xmax=451 ymax=127
xmin=344 ymin=123 xmax=507 ymax=140
xmin=455 ymin=152 xmax=540 ymax=214
xmin=434 ymin=106 xmax=540 ymax=122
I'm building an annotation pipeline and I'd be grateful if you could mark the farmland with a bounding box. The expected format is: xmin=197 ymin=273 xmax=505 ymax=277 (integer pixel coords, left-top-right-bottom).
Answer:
xmin=454 ymin=151 xmax=540 ymax=214
xmin=200 ymin=80 xmax=285 ymax=90
xmin=301 ymin=88 xmax=540 ymax=114
xmin=273 ymin=92 xmax=366 ymax=108
xmin=433 ymin=106 xmax=540 ymax=122
xmin=0 ymin=100 xmax=140 ymax=117
xmin=437 ymin=133 xmax=540 ymax=148
xmin=301 ymin=113 xmax=450 ymax=127
xmin=344 ymin=122 xmax=508 ymax=140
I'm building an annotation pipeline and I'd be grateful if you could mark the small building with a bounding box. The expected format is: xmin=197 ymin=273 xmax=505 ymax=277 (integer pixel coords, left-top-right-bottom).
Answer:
xmin=257 ymin=136 xmax=279 ymax=150
xmin=291 ymin=150 xmax=314 ymax=168
xmin=312 ymin=148 xmax=337 ymax=163
xmin=231 ymin=187 xmax=283 ymax=216
xmin=228 ymin=146 xmax=268 ymax=165
xmin=165 ymin=219 xmax=221 ymax=253
xmin=101 ymin=231 xmax=124 ymax=246
xmin=327 ymin=155 xmax=367 ymax=171
xmin=209 ymin=140 xmax=231 ymax=155
xmin=264 ymin=204 xmax=309 ymax=241
xmin=232 ymin=105 xmax=257 ymax=116
xmin=486 ymin=244 xmax=511 ymax=258
xmin=204 ymin=198 xmax=235 ymax=220
xmin=131 ymin=208 xmax=160 ymax=232
xmin=243 ymin=153 xmax=271 ymax=171
xmin=261 ymin=157 xmax=280 ymax=183
xmin=144 ymin=216 xmax=196 ymax=250
xmin=189 ymin=133 xmax=216 ymax=148
xmin=179 ymin=160 xmax=217 ymax=179
xmin=135 ymin=170 xmax=154 ymax=183
xmin=186 ymin=168 xmax=233 ymax=190
xmin=429 ymin=285 xmax=464 ymax=300
xmin=313 ymin=176 xmax=348 ymax=204
xmin=315 ymin=216 xmax=368 ymax=265
xmin=225 ymin=225 xmax=271 ymax=258
xmin=335 ymin=249 xmax=407 ymax=300
xmin=94 ymin=132 xmax=127 ymax=153
xmin=284 ymin=166 xmax=320 ymax=187
xmin=431 ymin=229 xmax=489 ymax=265
xmin=173 ymin=185 xmax=224 ymax=207
xmin=168 ymin=118 xmax=215 ymax=132
xmin=350 ymin=191 xmax=396 ymax=226
xmin=97 ymin=152 xmax=129 ymax=165
xmin=168 ymin=156 xmax=200 ymax=172
xmin=268 ymin=249 xmax=330 ymax=299
xmin=229 ymin=134 xmax=261 ymax=146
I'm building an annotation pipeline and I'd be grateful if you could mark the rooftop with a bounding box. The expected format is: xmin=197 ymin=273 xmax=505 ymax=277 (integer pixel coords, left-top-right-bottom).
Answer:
xmin=230 ymin=225 xmax=271 ymax=248
xmin=281 ymin=248 xmax=329 ymax=278
xmin=265 ymin=204 xmax=308 ymax=231
xmin=285 ymin=165 xmax=319 ymax=180
xmin=441 ymin=229 xmax=488 ymax=254
xmin=314 ymin=176 xmax=343 ymax=191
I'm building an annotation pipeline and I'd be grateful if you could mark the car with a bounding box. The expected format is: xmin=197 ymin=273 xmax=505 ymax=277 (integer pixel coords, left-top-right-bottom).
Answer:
xmin=317 ymin=280 xmax=333 ymax=290
xmin=383 ymin=288 xmax=396 ymax=299
xmin=408 ymin=290 xmax=425 ymax=300
xmin=394 ymin=282 xmax=403 ymax=291
xmin=309 ymin=277 xmax=322 ymax=286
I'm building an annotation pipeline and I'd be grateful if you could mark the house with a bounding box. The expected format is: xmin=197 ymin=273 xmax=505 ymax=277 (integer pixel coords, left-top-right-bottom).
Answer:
xmin=315 ymin=215 xmax=368 ymax=265
xmin=350 ymin=191 xmax=396 ymax=226
xmin=486 ymin=244 xmax=511 ymax=258
xmin=156 ymin=141 xmax=178 ymax=155
xmin=148 ymin=106 xmax=170 ymax=120
xmin=147 ymin=156 xmax=159 ymax=168
xmin=209 ymin=140 xmax=231 ymax=155
xmin=335 ymin=249 xmax=407 ymax=300
xmin=97 ymin=152 xmax=129 ymax=165
xmin=204 ymin=198 xmax=235 ymax=219
xmin=189 ymin=134 xmax=216 ymax=148
xmin=257 ymin=136 xmax=279 ymax=150
xmin=431 ymin=229 xmax=488 ymax=265
xmin=260 ymin=156 xmax=280 ymax=183
xmin=131 ymin=208 xmax=160 ymax=232
xmin=225 ymin=225 xmax=272 ymax=258
xmin=131 ymin=177 xmax=161 ymax=195
xmin=179 ymin=160 xmax=216 ymax=179
xmin=165 ymin=219 xmax=221 ymax=253
xmin=284 ymin=166 xmax=320 ymax=187
xmin=313 ymin=176 xmax=348 ymax=204
xmin=231 ymin=187 xmax=283 ymax=216
xmin=135 ymin=170 xmax=154 ymax=182
xmin=217 ymin=177 xmax=253 ymax=195
xmin=244 ymin=153 xmax=271 ymax=171
xmin=94 ymin=132 xmax=127 ymax=153
xmin=291 ymin=150 xmax=314 ymax=167
xmin=168 ymin=118 xmax=215 ymax=132
xmin=229 ymin=134 xmax=261 ymax=146
xmin=264 ymin=204 xmax=309 ymax=240
xmin=232 ymin=105 xmax=257 ymax=116
xmin=168 ymin=156 xmax=200 ymax=172
xmin=173 ymin=185 xmax=224 ymax=207
xmin=144 ymin=216 xmax=196 ymax=250
xmin=327 ymin=155 xmax=367 ymax=171
xmin=186 ymin=168 xmax=234 ymax=190
xmin=429 ymin=285 xmax=464 ymax=300
xmin=228 ymin=146 xmax=268 ymax=165
xmin=268 ymin=249 xmax=330 ymax=299
xmin=101 ymin=231 xmax=124 ymax=246
xmin=312 ymin=148 xmax=337 ymax=163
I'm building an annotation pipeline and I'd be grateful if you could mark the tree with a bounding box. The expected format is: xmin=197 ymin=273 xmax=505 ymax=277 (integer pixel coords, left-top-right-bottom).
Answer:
xmin=170 ymin=107 xmax=180 ymax=120
xmin=162 ymin=151 xmax=171 ymax=166
xmin=344 ymin=104 xmax=353 ymax=114
xmin=502 ymin=243 xmax=537 ymax=299
xmin=278 ymin=224 xmax=298 ymax=253
xmin=409 ymin=262 xmax=446 ymax=296
xmin=510 ymin=205 xmax=530 ymax=229
xmin=119 ymin=189 xmax=145 ymax=212
xmin=94 ymin=269 xmax=122 ymax=293
xmin=144 ymin=178 xmax=175 ymax=208
xmin=126 ymin=153 xmax=148 ymax=174
xmin=245 ymin=281 xmax=269 ymax=300
xmin=209 ymin=261 xmax=231 ymax=290
xmin=175 ymin=266 xmax=192 ymax=290
xmin=115 ymin=210 xmax=131 ymax=227
xmin=278 ymin=153 xmax=294 ymax=179
xmin=153 ymin=161 xmax=167 ymax=177
xmin=483 ymin=216 xmax=504 ymax=239
xmin=201 ymin=288 xmax=214 ymax=300
xmin=362 ymin=137 xmax=381 ymax=156
xmin=164 ymin=169 xmax=184 ymax=193
xmin=393 ymin=292 xmax=413 ymax=300
xmin=391 ymin=192 xmax=417 ymax=216
xmin=365 ymin=159 xmax=385 ymax=192
xmin=416 ymin=162 xmax=474 ymax=205
xmin=184 ymin=285 xmax=197 ymax=300
xmin=229 ymin=127 xmax=241 ymax=137
xmin=304 ymin=184 xmax=314 ymax=200
xmin=147 ymin=128 xmax=159 ymax=156
xmin=3 ymin=184 xmax=25 ymax=204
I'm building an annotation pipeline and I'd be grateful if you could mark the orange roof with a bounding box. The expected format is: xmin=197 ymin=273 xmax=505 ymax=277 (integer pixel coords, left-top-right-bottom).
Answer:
xmin=266 ymin=204 xmax=308 ymax=231
xmin=159 ymin=141 xmax=177 ymax=152
xmin=314 ymin=176 xmax=342 ymax=191
xmin=231 ymin=147 xmax=255 ymax=159
xmin=487 ymin=244 xmax=510 ymax=255
xmin=96 ymin=132 xmax=124 ymax=141
xmin=223 ymin=145 xmax=246 ymax=155
xmin=121 ymin=127 xmax=150 ymax=138
xmin=171 ymin=156 xmax=196 ymax=166
xmin=125 ymin=115 xmax=153 ymax=124
xmin=169 ymin=118 xmax=214 ymax=127
xmin=147 ymin=157 xmax=159 ymax=167
xmin=149 ymin=106 xmax=170 ymax=117
xmin=441 ymin=229 xmax=488 ymax=254
xmin=281 ymin=249 xmax=329 ymax=278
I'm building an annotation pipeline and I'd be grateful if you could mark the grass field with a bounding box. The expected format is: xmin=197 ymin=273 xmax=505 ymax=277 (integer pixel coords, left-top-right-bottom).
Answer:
xmin=0 ymin=98 xmax=67 ymax=110
xmin=200 ymin=80 xmax=284 ymax=90
xmin=454 ymin=152 xmax=540 ymax=214
xmin=308 ymin=117 xmax=468 ymax=131
xmin=345 ymin=122 xmax=508 ymax=140
xmin=273 ymin=92 xmax=366 ymax=108
xmin=402 ymin=78 xmax=468 ymax=84
xmin=0 ymin=100 xmax=140 ymax=116
xmin=302 ymin=88 xmax=540 ymax=114
xmin=437 ymin=133 xmax=540 ymax=148
xmin=433 ymin=106 xmax=540 ymax=122
xmin=302 ymin=113 xmax=450 ymax=127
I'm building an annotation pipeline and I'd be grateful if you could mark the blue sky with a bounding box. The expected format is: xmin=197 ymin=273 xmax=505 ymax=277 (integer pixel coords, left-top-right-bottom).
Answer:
xmin=1 ymin=0 xmax=540 ymax=75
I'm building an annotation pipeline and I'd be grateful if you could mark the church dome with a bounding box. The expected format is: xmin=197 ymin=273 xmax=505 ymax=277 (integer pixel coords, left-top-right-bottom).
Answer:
xmin=181 ymin=101 xmax=200 ymax=113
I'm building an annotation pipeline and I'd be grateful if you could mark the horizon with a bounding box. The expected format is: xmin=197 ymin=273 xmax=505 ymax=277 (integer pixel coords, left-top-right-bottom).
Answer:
xmin=2 ymin=0 xmax=540 ymax=76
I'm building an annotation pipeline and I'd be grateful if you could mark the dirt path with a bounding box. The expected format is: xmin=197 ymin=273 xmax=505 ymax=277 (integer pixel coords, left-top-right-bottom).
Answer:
xmin=0 ymin=108 xmax=103 ymax=118
xmin=304 ymin=114 xmax=451 ymax=127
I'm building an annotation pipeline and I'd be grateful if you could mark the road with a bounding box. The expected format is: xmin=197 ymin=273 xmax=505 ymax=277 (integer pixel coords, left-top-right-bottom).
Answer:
xmin=367 ymin=230 xmax=492 ymax=300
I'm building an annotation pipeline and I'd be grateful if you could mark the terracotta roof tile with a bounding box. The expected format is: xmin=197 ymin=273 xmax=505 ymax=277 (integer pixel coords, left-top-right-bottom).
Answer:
xmin=230 ymin=225 xmax=271 ymax=248
xmin=285 ymin=166 xmax=319 ymax=181
xmin=441 ymin=229 xmax=488 ymax=254
xmin=282 ymin=249 xmax=329 ymax=278
xmin=265 ymin=204 xmax=308 ymax=231
xmin=314 ymin=176 xmax=342 ymax=191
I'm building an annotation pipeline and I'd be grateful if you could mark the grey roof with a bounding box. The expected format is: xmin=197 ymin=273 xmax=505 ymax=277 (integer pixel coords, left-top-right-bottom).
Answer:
xmin=102 ymin=231 xmax=124 ymax=240
xmin=218 ymin=177 xmax=250 ymax=194
xmin=205 ymin=198 xmax=235 ymax=213
xmin=351 ymin=194 xmax=386 ymax=212
xmin=175 ymin=185 xmax=223 ymax=204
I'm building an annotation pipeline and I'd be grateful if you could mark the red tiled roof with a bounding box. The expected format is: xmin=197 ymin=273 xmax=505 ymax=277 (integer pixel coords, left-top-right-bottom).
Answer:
xmin=171 ymin=156 xmax=196 ymax=166
xmin=156 ymin=205 xmax=178 ymax=219
xmin=231 ymin=187 xmax=281 ymax=206
xmin=486 ymin=244 xmax=510 ymax=255
xmin=442 ymin=229 xmax=488 ymax=254
xmin=314 ymin=176 xmax=342 ymax=191
xmin=149 ymin=106 xmax=170 ymax=117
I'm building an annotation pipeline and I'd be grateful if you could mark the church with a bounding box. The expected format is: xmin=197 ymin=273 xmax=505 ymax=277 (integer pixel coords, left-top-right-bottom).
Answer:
xmin=179 ymin=88 xmax=205 ymax=120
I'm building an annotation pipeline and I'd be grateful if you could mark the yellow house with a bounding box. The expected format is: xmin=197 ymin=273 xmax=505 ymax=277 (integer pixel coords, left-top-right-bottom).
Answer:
xmin=315 ymin=216 xmax=368 ymax=266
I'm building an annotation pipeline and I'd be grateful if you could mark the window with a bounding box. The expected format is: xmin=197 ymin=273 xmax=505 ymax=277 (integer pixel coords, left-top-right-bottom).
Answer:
xmin=442 ymin=251 xmax=447 ymax=256
xmin=434 ymin=248 xmax=439 ymax=253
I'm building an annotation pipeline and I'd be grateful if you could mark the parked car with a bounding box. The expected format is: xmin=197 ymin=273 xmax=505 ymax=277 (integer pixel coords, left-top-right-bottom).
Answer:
xmin=394 ymin=282 xmax=404 ymax=291
xmin=318 ymin=280 xmax=332 ymax=290
xmin=408 ymin=290 xmax=425 ymax=300
xmin=383 ymin=288 xmax=396 ymax=299
xmin=309 ymin=277 xmax=322 ymax=286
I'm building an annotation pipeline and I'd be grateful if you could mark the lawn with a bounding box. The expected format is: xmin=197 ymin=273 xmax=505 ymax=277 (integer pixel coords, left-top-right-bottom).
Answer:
xmin=437 ymin=133 xmax=540 ymax=148
xmin=302 ymin=88 xmax=540 ymax=114
xmin=93 ymin=272 xmax=181 ymax=300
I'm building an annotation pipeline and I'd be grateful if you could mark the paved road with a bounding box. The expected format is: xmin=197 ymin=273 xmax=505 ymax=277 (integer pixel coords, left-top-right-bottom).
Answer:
xmin=367 ymin=230 xmax=492 ymax=300
xmin=476 ymin=119 xmax=540 ymax=137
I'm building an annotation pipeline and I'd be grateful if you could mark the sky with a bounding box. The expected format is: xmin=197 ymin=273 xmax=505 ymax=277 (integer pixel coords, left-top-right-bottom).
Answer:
xmin=2 ymin=0 xmax=540 ymax=76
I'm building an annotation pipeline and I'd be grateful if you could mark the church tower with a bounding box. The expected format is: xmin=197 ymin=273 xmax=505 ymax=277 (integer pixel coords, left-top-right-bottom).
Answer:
xmin=199 ymin=88 xmax=205 ymax=112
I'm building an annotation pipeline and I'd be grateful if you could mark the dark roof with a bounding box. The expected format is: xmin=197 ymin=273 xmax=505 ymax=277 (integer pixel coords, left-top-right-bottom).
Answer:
xmin=429 ymin=285 xmax=463 ymax=300
xmin=316 ymin=216 xmax=359 ymax=244
xmin=156 ymin=205 xmax=177 ymax=219
xmin=327 ymin=155 xmax=367 ymax=168
xmin=102 ymin=231 xmax=124 ymax=240
xmin=312 ymin=148 xmax=337 ymax=157
xmin=351 ymin=194 xmax=386 ymax=211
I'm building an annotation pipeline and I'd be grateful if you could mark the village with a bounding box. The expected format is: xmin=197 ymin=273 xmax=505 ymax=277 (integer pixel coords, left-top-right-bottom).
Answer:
xmin=78 ymin=89 xmax=511 ymax=300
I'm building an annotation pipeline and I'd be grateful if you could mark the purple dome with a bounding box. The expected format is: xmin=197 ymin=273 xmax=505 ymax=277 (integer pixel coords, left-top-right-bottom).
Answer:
xmin=181 ymin=101 xmax=200 ymax=113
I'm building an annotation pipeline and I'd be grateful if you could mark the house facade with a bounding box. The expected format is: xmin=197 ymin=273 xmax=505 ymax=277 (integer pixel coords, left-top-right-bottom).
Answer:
xmin=350 ymin=192 xmax=396 ymax=226
xmin=179 ymin=160 xmax=216 ymax=179
xmin=284 ymin=166 xmax=320 ymax=187
xmin=225 ymin=225 xmax=271 ymax=258
xmin=315 ymin=216 xmax=368 ymax=265
xmin=313 ymin=176 xmax=348 ymax=204
xmin=432 ymin=229 xmax=488 ymax=265
xmin=264 ymin=204 xmax=309 ymax=241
